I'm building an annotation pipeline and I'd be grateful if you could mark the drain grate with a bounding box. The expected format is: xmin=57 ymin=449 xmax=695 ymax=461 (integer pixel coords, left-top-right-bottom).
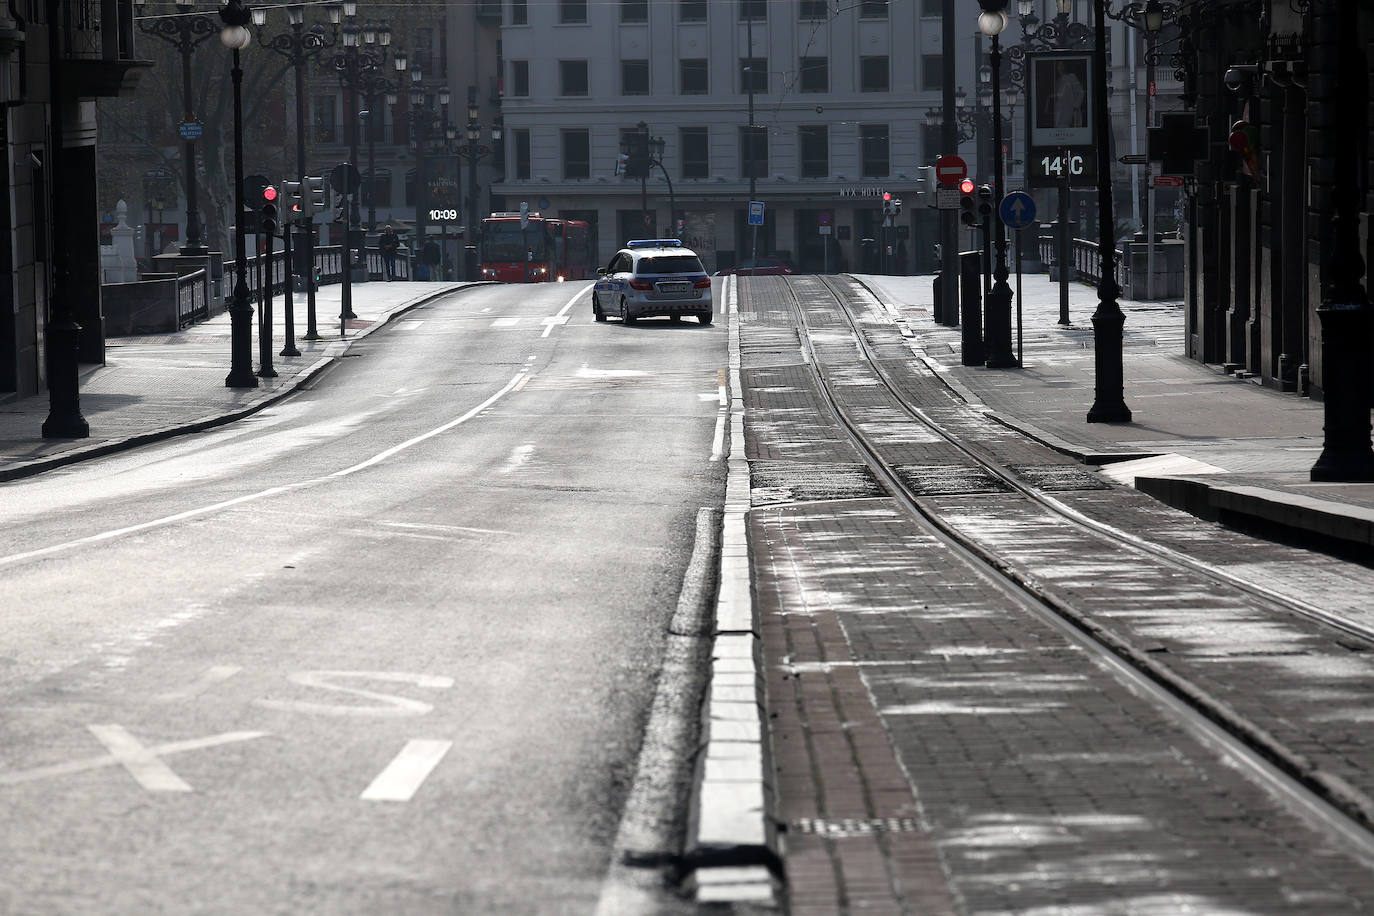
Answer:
xmin=751 ymin=461 xmax=885 ymax=504
xmin=892 ymin=464 xmax=1010 ymax=496
xmin=791 ymin=817 xmax=924 ymax=838
xmin=1009 ymin=464 xmax=1112 ymax=491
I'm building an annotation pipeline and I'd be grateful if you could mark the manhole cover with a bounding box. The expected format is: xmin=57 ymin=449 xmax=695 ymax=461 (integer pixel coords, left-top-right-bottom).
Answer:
xmin=1009 ymin=464 xmax=1112 ymax=491
xmin=750 ymin=461 xmax=884 ymax=504
xmin=892 ymin=464 xmax=1010 ymax=496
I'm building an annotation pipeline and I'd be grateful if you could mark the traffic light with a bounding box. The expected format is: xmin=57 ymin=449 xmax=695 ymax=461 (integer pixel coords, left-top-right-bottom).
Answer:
xmin=959 ymin=177 xmax=978 ymax=227
xmin=304 ymin=176 xmax=327 ymax=217
xmin=882 ymin=191 xmax=894 ymax=216
xmin=260 ymin=185 xmax=279 ymax=236
xmin=890 ymin=196 xmax=902 ymax=216
xmin=977 ymin=184 xmax=993 ymax=218
xmin=283 ymin=180 xmax=303 ymax=218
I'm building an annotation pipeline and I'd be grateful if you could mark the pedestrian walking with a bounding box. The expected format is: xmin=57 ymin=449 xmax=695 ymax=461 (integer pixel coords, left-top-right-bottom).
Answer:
xmin=379 ymin=224 xmax=399 ymax=281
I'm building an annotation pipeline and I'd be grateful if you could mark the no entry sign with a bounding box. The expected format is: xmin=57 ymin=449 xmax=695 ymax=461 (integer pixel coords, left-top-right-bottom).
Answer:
xmin=936 ymin=154 xmax=968 ymax=188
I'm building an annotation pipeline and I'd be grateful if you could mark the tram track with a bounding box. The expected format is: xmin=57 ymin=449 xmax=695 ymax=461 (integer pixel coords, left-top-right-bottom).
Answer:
xmin=770 ymin=272 xmax=1374 ymax=861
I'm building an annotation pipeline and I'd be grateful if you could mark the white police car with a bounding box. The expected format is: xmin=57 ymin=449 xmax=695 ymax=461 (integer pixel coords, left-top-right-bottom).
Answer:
xmin=592 ymin=239 xmax=713 ymax=325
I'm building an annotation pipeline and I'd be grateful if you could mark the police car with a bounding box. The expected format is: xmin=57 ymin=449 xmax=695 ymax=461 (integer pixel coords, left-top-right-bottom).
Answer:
xmin=591 ymin=239 xmax=713 ymax=325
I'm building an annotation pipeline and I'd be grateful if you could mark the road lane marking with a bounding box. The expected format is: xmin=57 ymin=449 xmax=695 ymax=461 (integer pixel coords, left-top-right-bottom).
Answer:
xmin=396 ymin=320 xmax=425 ymax=330
xmin=360 ymin=739 xmax=453 ymax=801
xmin=491 ymin=316 xmax=521 ymax=327
xmin=0 ymin=372 xmax=527 ymax=566
xmin=543 ymin=285 xmax=590 ymax=338
xmin=330 ymin=371 xmax=526 ymax=478
xmin=157 ymin=665 xmax=243 ymax=702
xmin=253 ymin=670 xmax=455 ymax=718
xmin=88 ymin=724 xmax=194 ymax=792
xmin=499 ymin=443 xmax=536 ymax=474
xmin=717 ymin=369 xmax=728 ymax=407
xmin=0 ymin=729 xmax=269 ymax=788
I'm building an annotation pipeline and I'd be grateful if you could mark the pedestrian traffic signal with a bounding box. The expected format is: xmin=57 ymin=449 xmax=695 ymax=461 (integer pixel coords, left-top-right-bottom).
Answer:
xmin=959 ymin=178 xmax=978 ymax=227
xmin=977 ymin=184 xmax=994 ymax=217
xmin=260 ymin=185 xmax=279 ymax=236
xmin=283 ymin=180 xmax=303 ymax=216
xmin=882 ymin=191 xmax=894 ymax=216
xmin=304 ymin=176 xmax=327 ymax=217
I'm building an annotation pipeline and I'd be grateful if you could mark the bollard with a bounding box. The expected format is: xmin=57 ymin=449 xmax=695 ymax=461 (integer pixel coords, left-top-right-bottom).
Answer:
xmin=959 ymin=250 xmax=984 ymax=366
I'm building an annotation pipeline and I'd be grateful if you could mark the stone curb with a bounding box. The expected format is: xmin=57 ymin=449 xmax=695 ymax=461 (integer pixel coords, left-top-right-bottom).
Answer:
xmin=0 ymin=285 xmax=469 ymax=484
xmin=684 ymin=277 xmax=782 ymax=907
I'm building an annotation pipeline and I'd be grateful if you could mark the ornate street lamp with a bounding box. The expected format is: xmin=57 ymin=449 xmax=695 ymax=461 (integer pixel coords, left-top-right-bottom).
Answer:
xmin=979 ymin=3 xmax=1018 ymax=368
xmin=453 ymin=85 xmax=502 ymax=279
xmin=220 ymin=0 xmax=257 ymax=389
xmin=408 ymin=67 xmax=450 ymax=279
xmin=254 ymin=2 xmax=339 ymax=335
xmin=133 ymin=0 xmax=221 ymax=255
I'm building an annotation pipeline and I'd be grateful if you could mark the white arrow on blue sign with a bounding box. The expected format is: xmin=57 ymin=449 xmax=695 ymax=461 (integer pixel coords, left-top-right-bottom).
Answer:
xmin=748 ymin=201 xmax=765 ymax=226
xmin=999 ymin=191 xmax=1037 ymax=230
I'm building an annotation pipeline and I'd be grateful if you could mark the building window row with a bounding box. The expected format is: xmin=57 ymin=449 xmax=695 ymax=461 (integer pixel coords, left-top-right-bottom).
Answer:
xmin=510 ymin=124 xmax=905 ymax=181
xmin=508 ymin=54 xmax=944 ymax=97
xmin=510 ymin=0 xmax=893 ymax=26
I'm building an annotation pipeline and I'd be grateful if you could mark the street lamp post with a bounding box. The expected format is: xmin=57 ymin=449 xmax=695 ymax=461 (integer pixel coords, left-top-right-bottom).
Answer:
xmin=1085 ymin=0 xmax=1131 ymax=423
xmin=360 ymin=55 xmax=407 ymax=233
xmin=220 ymin=0 xmax=257 ymax=389
xmin=133 ymin=0 xmax=221 ymax=255
xmin=454 ymin=85 xmax=501 ymax=279
xmin=407 ymin=68 xmax=450 ymax=281
xmin=980 ymin=4 xmax=1018 ymax=368
xmin=254 ymin=1 xmax=339 ymax=336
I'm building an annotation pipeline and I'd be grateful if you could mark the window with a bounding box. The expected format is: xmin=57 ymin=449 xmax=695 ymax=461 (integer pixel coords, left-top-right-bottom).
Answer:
xmin=799 ymin=56 xmax=828 ymax=93
xmin=860 ymin=124 xmax=889 ymax=177
xmin=681 ymin=58 xmax=708 ymax=94
xmin=860 ymin=55 xmax=889 ymax=92
xmin=740 ymin=126 xmax=768 ymax=179
xmin=563 ymin=129 xmax=590 ymax=178
xmin=740 ymin=57 xmax=768 ymax=94
xmin=799 ymin=125 xmax=828 ymax=178
xmin=680 ymin=0 xmax=707 ymax=21
xmin=511 ymin=60 xmax=530 ymax=97
xmin=510 ymin=0 xmax=527 ymax=24
xmin=799 ymin=0 xmax=826 ymax=20
xmin=681 ymin=127 xmax=709 ymax=178
xmin=560 ymin=0 xmax=586 ymax=23
xmin=921 ymin=54 xmax=942 ymax=91
xmin=312 ymin=95 xmax=337 ymax=143
xmin=560 ymin=60 xmax=589 ymax=96
xmin=860 ymin=0 xmax=888 ymax=17
xmin=920 ymin=123 xmax=942 ymax=166
xmin=621 ymin=0 xmax=648 ymax=21
xmin=513 ymin=129 xmax=531 ymax=178
xmin=411 ymin=28 xmax=434 ymax=75
xmin=740 ymin=0 xmax=766 ymax=20
xmin=920 ymin=0 xmax=940 ymax=15
xmin=622 ymin=59 xmax=649 ymax=95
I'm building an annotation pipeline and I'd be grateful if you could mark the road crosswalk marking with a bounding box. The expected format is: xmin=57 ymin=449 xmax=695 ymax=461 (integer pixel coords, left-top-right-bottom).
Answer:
xmin=360 ymin=739 xmax=453 ymax=801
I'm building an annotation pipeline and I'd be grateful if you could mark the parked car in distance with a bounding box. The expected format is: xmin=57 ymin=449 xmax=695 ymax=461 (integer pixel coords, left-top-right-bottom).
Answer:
xmin=592 ymin=239 xmax=713 ymax=325
xmin=714 ymin=257 xmax=796 ymax=276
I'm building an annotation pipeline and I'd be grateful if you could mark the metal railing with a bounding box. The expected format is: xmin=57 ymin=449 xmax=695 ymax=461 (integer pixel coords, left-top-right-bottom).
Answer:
xmin=1038 ymin=236 xmax=1130 ymax=291
xmin=223 ymin=244 xmax=411 ymax=298
xmin=175 ymin=268 xmax=210 ymax=327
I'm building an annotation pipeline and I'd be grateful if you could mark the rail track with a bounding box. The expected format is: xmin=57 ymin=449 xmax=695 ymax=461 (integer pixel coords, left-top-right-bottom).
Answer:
xmin=768 ymin=272 xmax=1374 ymax=863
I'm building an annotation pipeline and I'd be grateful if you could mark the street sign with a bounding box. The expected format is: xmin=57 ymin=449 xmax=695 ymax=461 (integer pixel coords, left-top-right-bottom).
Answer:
xmin=818 ymin=211 xmax=832 ymax=226
xmin=999 ymin=191 xmax=1037 ymax=230
xmin=819 ymin=225 xmax=832 ymax=236
xmin=748 ymin=201 xmax=765 ymax=226
xmin=1153 ymin=175 xmax=1185 ymax=187
xmin=330 ymin=163 xmax=362 ymax=194
xmin=935 ymin=154 xmax=968 ymax=188
xmin=936 ymin=187 xmax=962 ymax=210
xmin=177 ymin=120 xmax=204 ymax=142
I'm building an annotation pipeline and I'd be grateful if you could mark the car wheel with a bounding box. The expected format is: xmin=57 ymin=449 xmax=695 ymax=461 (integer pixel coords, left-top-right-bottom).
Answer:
xmin=698 ymin=311 xmax=713 ymax=325
xmin=593 ymin=295 xmax=607 ymax=322
xmin=621 ymin=297 xmax=637 ymax=325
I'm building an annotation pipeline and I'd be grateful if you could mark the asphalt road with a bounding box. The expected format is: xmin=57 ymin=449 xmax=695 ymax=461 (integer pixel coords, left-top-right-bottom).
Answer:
xmin=0 ymin=282 xmax=727 ymax=914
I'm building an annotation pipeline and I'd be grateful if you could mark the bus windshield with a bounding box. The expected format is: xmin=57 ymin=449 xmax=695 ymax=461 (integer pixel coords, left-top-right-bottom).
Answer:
xmin=481 ymin=221 xmax=550 ymax=261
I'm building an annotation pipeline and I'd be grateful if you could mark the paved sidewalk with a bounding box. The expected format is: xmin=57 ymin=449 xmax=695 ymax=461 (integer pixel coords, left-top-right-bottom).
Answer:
xmin=859 ymin=272 xmax=1374 ymax=556
xmin=0 ymin=280 xmax=470 ymax=481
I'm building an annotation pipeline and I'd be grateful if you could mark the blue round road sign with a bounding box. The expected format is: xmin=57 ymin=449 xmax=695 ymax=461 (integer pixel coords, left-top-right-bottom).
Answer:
xmin=999 ymin=191 xmax=1037 ymax=230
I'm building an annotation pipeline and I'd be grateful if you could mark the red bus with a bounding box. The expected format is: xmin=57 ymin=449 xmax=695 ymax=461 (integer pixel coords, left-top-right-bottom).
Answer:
xmin=478 ymin=213 xmax=595 ymax=282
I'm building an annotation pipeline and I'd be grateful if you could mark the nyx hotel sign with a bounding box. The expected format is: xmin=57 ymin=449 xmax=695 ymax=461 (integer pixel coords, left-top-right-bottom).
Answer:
xmin=839 ymin=187 xmax=893 ymax=198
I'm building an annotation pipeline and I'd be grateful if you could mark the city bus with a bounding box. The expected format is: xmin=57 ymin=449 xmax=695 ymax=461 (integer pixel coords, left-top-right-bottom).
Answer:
xmin=478 ymin=213 xmax=595 ymax=282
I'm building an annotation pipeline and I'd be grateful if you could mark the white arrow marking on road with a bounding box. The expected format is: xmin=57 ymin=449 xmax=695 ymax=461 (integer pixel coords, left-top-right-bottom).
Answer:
xmin=0 ymin=728 xmax=269 ymax=789
xmin=360 ymin=739 xmax=453 ymax=802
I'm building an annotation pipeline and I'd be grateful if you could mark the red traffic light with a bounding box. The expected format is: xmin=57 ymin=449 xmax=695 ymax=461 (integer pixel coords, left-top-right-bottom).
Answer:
xmin=262 ymin=185 xmax=278 ymax=202
xmin=882 ymin=191 xmax=892 ymax=202
xmin=959 ymin=178 xmax=975 ymax=194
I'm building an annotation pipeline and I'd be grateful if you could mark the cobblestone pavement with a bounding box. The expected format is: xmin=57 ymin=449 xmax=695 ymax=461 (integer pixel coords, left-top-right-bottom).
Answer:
xmin=738 ymin=275 xmax=1374 ymax=914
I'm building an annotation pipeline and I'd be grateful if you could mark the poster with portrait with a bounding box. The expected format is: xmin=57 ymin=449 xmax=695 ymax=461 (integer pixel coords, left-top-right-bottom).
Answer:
xmin=1028 ymin=51 xmax=1094 ymax=148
